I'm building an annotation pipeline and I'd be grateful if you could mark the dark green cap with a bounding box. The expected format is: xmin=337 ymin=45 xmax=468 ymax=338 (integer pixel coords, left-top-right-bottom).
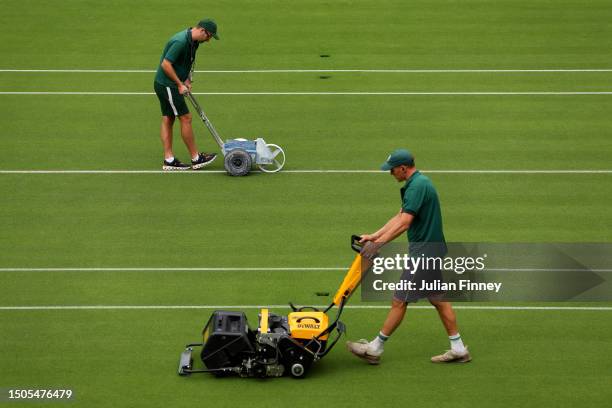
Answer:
xmin=380 ymin=149 xmax=415 ymax=170
xmin=198 ymin=19 xmax=219 ymax=40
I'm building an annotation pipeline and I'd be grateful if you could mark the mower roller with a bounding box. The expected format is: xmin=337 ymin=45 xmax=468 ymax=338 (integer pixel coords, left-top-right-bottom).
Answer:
xmin=185 ymin=91 xmax=286 ymax=176
xmin=177 ymin=235 xmax=367 ymax=378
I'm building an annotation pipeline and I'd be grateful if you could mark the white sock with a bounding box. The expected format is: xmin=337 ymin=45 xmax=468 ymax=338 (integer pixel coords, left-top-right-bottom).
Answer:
xmin=165 ymin=156 xmax=175 ymax=164
xmin=449 ymin=333 xmax=466 ymax=354
xmin=192 ymin=153 xmax=200 ymax=161
xmin=369 ymin=331 xmax=389 ymax=352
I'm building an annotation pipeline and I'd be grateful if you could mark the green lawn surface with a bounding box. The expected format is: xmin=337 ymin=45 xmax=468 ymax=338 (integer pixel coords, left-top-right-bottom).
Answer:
xmin=2 ymin=0 xmax=612 ymax=69
xmin=1 ymin=174 xmax=611 ymax=269
xmin=1 ymin=308 xmax=610 ymax=408
xmin=1 ymin=0 xmax=612 ymax=407
xmin=2 ymin=71 xmax=612 ymax=92
xmin=1 ymin=95 xmax=611 ymax=170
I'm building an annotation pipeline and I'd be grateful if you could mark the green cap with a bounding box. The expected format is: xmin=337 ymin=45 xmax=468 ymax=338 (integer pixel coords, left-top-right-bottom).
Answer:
xmin=380 ymin=149 xmax=415 ymax=170
xmin=198 ymin=19 xmax=219 ymax=40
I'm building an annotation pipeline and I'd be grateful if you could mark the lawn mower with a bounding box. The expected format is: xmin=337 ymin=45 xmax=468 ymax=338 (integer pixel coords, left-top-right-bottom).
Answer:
xmin=177 ymin=236 xmax=366 ymax=378
xmin=185 ymin=91 xmax=286 ymax=176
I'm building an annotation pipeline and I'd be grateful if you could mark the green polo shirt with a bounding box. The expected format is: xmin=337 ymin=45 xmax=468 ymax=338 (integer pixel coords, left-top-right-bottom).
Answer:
xmin=154 ymin=29 xmax=200 ymax=88
xmin=400 ymin=171 xmax=447 ymax=255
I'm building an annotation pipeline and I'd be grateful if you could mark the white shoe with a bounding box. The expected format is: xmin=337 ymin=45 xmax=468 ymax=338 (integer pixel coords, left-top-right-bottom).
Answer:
xmin=431 ymin=347 xmax=472 ymax=363
xmin=346 ymin=339 xmax=383 ymax=365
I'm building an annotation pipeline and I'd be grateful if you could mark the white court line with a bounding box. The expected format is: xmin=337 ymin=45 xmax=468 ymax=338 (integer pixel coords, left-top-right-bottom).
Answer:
xmin=0 ymin=267 xmax=345 ymax=272
xmin=2 ymin=267 xmax=610 ymax=273
xmin=0 ymin=92 xmax=153 ymax=95
xmin=1 ymin=170 xmax=611 ymax=175
xmin=1 ymin=91 xmax=612 ymax=96
xmin=1 ymin=68 xmax=612 ymax=73
xmin=487 ymin=268 xmax=612 ymax=273
xmin=0 ymin=305 xmax=610 ymax=311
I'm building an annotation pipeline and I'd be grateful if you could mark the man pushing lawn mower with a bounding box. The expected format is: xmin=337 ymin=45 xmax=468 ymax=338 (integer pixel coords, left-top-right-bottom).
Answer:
xmin=347 ymin=149 xmax=472 ymax=365
xmin=154 ymin=19 xmax=219 ymax=170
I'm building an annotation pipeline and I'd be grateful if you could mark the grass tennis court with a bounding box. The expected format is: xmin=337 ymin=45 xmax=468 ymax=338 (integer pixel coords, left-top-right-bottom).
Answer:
xmin=1 ymin=0 xmax=612 ymax=407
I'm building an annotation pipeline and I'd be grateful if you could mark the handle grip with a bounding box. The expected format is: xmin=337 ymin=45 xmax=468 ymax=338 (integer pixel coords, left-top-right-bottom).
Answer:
xmin=351 ymin=235 xmax=363 ymax=253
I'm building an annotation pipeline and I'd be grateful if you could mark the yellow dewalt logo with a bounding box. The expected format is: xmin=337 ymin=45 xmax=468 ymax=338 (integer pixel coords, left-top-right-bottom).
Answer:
xmin=297 ymin=323 xmax=320 ymax=329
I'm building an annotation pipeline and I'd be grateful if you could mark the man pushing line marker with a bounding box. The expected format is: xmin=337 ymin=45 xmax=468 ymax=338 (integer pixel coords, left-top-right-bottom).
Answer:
xmin=154 ymin=19 xmax=220 ymax=170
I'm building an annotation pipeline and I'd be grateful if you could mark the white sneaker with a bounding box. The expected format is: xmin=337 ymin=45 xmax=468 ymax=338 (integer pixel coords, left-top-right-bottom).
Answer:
xmin=346 ymin=339 xmax=383 ymax=365
xmin=431 ymin=347 xmax=472 ymax=363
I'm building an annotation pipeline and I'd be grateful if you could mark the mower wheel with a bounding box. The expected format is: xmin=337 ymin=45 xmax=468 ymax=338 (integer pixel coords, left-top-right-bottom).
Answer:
xmin=224 ymin=149 xmax=252 ymax=176
xmin=290 ymin=363 xmax=305 ymax=378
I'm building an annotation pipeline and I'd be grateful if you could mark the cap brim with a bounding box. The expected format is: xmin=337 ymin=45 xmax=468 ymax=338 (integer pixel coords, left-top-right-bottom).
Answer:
xmin=212 ymin=33 xmax=219 ymax=40
xmin=380 ymin=162 xmax=393 ymax=171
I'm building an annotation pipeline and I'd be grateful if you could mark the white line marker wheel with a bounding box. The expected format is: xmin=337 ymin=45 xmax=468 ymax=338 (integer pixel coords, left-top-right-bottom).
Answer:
xmin=257 ymin=144 xmax=285 ymax=173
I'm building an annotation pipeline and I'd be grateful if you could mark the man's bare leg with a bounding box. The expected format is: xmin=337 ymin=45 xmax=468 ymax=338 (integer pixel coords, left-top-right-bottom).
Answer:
xmin=178 ymin=113 xmax=199 ymax=159
xmin=160 ymin=115 xmax=175 ymax=160
xmin=381 ymin=298 xmax=408 ymax=336
xmin=429 ymin=299 xmax=458 ymax=336
xmin=429 ymin=298 xmax=471 ymax=362
xmin=346 ymin=298 xmax=407 ymax=363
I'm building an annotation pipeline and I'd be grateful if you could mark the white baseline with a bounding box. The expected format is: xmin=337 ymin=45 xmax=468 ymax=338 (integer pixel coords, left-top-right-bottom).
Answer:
xmin=0 ymin=170 xmax=611 ymax=175
xmin=1 ymin=68 xmax=612 ymax=73
xmin=0 ymin=305 xmax=611 ymax=311
xmin=2 ymin=91 xmax=612 ymax=96
xmin=0 ymin=267 xmax=345 ymax=272
xmin=2 ymin=267 xmax=611 ymax=272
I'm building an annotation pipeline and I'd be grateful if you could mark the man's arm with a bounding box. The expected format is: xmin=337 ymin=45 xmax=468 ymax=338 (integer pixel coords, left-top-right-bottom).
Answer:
xmin=360 ymin=210 xmax=401 ymax=242
xmin=360 ymin=211 xmax=414 ymax=243
xmin=161 ymin=59 xmax=189 ymax=94
xmin=376 ymin=212 xmax=414 ymax=242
